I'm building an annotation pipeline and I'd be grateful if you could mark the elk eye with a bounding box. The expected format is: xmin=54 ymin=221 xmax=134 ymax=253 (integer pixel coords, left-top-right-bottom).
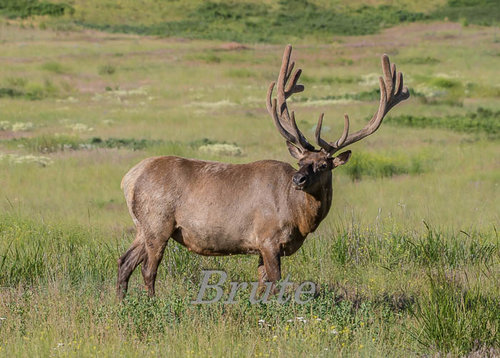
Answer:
xmin=319 ymin=163 xmax=327 ymax=170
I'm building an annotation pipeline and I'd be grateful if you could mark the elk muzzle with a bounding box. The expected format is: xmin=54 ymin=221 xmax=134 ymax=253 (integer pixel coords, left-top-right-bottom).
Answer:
xmin=292 ymin=172 xmax=308 ymax=189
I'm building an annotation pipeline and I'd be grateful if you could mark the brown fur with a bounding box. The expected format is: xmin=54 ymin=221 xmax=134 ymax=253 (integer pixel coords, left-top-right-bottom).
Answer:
xmin=117 ymin=155 xmax=347 ymax=298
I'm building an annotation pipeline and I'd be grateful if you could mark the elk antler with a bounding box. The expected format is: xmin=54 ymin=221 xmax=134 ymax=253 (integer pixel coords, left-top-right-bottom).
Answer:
xmin=315 ymin=54 xmax=410 ymax=155
xmin=267 ymin=45 xmax=316 ymax=152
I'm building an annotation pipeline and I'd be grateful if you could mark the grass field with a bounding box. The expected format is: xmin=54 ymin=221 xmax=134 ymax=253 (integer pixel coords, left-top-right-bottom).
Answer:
xmin=0 ymin=4 xmax=499 ymax=357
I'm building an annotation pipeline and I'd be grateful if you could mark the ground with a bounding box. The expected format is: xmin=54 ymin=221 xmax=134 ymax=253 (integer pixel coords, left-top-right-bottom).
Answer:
xmin=0 ymin=14 xmax=499 ymax=357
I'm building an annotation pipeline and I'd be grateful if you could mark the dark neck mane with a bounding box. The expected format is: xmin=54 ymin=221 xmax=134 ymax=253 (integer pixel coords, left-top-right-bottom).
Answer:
xmin=291 ymin=171 xmax=333 ymax=236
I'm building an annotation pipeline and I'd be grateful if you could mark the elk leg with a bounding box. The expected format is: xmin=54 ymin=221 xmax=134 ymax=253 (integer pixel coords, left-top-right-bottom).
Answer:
xmin=141 ymin=233 xmax=170 ymax=297
xmin=260 ymin=248 xmax=281 ymax=293
xmin=117 ymin=230 xmax=146 ymax=300
xmin=257 ymin=255 xmax=268 ymax=286
xmin=257 ymin=255 xmax=269 ymax=294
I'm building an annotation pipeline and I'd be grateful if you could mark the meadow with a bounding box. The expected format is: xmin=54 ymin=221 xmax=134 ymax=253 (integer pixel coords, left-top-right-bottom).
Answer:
xmin=0 ymin=3 xmax=499 ymax=356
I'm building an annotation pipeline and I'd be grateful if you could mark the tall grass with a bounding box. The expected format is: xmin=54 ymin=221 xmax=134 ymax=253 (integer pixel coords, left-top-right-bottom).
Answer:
xmin=0 ymin=215 xmax=498 ymax=355
xmin=410 ymin=268 xmax=500 ymax=355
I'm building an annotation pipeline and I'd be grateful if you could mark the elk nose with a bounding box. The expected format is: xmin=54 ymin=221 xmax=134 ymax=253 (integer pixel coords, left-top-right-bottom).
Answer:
xmin=293 ymin=174 xmax=307 ymax=186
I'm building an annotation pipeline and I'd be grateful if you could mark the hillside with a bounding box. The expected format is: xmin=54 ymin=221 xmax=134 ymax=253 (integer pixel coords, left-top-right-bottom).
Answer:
xmin=1 ymin=0 xmax=499 ymax=42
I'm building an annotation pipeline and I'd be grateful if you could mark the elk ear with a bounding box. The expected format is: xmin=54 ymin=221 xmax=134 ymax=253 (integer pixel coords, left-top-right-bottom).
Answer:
xmin=286 ymin=141 xmax=305 ymax=159
xmin=332 ymin=150 xmax=351 ymax=167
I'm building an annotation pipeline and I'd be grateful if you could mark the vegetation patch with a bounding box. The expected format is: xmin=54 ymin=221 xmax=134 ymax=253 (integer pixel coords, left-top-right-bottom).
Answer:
xmin=399 ymin=57 xmax=441 ymax=65
xmin=40 ymin=61 xmax=68 ymax=74
xmin=98 ymin=64 xmax=117 ymax=76
xmin=326 ymin=225 xmax=498 ymax=269
xmin=410 ymin=268 xmax=500 ymax=355
xmin=0 ymin=121 xmax=34 ymax=132
xmin=0 ymin=87 xmax=24 ymax=98
xmin=0 ymin=153 xmax=52 ymax=166
xmin=0 ymin=77 xmax=60 ymax=100
xmin=296 ymin=88 xmax=381 ymax=104
xmin=90 ymin=137 xmax=162 ymax=151
xmin=339 ymin=150 xmax=431 ymax=181
xmin=431 ymin=0 xmax=499 ymax=27
xmin=4 ymin=135 xmax=241 ymax=154
xmin=72 ymin=1 xmax=428 ymax=43
xmin=2 ymin=0 xmax=498 ymax=42
xmin=0 ymin=0 xmax=74 ymax=18
xmin=9 ymin=135 xmax=86 ymax=153
xmin=301 ymin=74 xmax=360 ymax=85
xmin=385 ymin=107 xmax=500 ymax=138
xmin=198 ymin=143 xmax=242 ymax=157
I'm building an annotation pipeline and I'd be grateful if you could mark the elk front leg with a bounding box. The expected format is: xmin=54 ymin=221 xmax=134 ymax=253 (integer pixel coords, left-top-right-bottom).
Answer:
xmin=141 ymin=235 xmax=170 ymax=297
xmin=260 ymin=247 xmax=281 ymax=293
xmin=257 ymin=255 xmax=267 ymax=287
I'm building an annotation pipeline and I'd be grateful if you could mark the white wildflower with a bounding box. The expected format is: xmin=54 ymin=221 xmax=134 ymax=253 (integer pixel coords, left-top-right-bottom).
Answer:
xmin=68 ymin=123 xmax=94 ymax=132
xmin=11 ymin=122 xmax=34 ymax=132
xmin=359 ymin=73 xmax=380 ymax=86
xmin=3 ymin=154 xmax=53 ymax=166
xmin=0 ymin=121 xmax=10 ymax=130
xmin=187 ymin=99 xmax=237 ymax=109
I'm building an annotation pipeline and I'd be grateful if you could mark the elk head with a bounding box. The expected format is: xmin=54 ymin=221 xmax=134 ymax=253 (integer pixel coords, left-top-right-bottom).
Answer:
xmin=266 ymin=45 xmax=409 ymax=190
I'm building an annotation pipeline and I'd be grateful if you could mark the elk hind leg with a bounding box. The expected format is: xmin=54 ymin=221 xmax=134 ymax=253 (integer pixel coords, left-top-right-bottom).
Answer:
xmin=117 ymin=230 xmax=146 ymax=300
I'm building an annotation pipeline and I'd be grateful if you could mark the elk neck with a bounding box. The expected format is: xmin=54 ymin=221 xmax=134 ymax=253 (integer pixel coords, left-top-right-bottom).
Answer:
xmin=288 ymin=170 xmax=333 ymax=237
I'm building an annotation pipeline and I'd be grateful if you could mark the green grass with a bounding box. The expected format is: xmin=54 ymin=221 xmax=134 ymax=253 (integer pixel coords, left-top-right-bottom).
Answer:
xmin=0 ymin=0 xmax=73 ymax=18
xmin=4 ymin=135 xmax=236 ymax=154
xmin=0 ymin=215 xmax=498 ymax=356
xmin=3 ymin=0 xmax=497 ymax=43
xmin=410 ymin=267 xmax=500 ymax=354
xmin=40 ymin=61 xmax=68 ymax=74
xmin=69 ymin=1 xmax=429 ymax=43
xmin=340 ymin=150 xmax=432 ymax=181
xmin=385 ymin=107 xmax=500 ymax=138
xmin=0 ymin=17 xmax=499 ymax=357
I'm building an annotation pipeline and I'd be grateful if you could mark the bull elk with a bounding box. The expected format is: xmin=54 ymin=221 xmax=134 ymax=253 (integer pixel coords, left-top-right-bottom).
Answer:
xmin=117 ymin=45 xmax=409 ymax=299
